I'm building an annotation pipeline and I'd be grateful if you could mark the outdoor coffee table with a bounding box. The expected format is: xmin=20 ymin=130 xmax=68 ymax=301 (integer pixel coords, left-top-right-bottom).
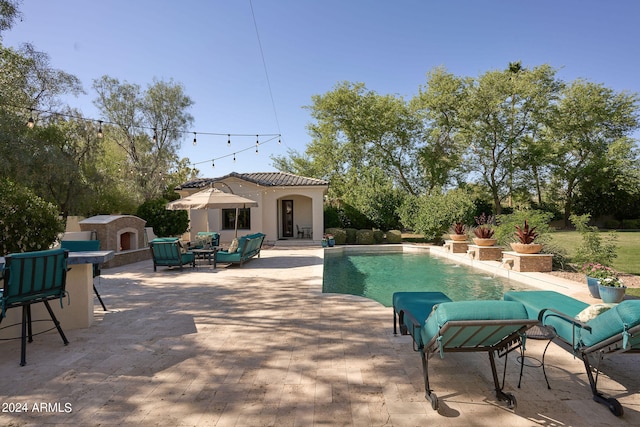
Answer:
xmin=191 ymin=248 xmax=217 ymax=268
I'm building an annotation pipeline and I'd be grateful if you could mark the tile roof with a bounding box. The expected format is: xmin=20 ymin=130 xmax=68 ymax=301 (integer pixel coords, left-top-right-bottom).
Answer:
xmin=176 ymin=172 xmax=328 ymax=190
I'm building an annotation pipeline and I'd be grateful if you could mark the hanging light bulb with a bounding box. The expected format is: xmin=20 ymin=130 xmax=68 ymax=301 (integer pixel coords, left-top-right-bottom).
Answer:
xmin=256 ymin=146 xmax=259 ymax=155
xmin=227 ymin=134 xmax=231 ymax=146
xmin=193 ymin=132 xmax=197 ymax=146
xmin=256 ymin=134 xmax=259 ymax=146
xmin=233 ymin=153 xmax=236 ymax=162
xmin=97 ymin=120 xmax=103 ymax=138
xmin=27 ymin=109 xmax=34 ymax=128
xmin=278 ymin=135 xmax=281 ymax=144
xmin=212 ymin=160 xmax=215 ymax=168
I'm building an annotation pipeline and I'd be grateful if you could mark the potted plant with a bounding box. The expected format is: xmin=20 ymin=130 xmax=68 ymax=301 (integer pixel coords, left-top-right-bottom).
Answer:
xmin=510 ymin=220 xmax=543 ymax=254
xmin=472 ymin=213 xmax=497 ymax=246
xmin=449 ymin=222 xmax=468 ymax=241
xmin=325 ymin=233 xmax=335 ymax=247
xmin=598 ymin=275 xmax=626 ymax=303
xmin=581 ymin=263 xmax=617 ymax=299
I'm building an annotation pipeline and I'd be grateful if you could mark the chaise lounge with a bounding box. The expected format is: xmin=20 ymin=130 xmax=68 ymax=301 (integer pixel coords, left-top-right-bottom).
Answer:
xmin=504 ymin=290 xmax=640 ymax=416
xmin=393 ymin=292 xmax=537 ymax=411
xmin=149 ymin=238 xmax=195 ymax=271
xmin=216 ymin=233 xmax=266 ymax=266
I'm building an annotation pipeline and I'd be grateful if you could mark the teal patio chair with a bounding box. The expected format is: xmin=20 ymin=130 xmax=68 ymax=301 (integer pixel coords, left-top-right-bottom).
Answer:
xmin=0 ymin=248 xmax=70 ymax=366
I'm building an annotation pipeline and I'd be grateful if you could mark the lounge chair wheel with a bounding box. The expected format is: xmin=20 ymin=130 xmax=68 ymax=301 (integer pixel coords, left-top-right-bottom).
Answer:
xmin=426 ymin=392 xmax=438 ymax=411
xmin=505 ymin=392 xmax=517 ymax=410
xmin=606 ymin=397 xmax=623 ymax=416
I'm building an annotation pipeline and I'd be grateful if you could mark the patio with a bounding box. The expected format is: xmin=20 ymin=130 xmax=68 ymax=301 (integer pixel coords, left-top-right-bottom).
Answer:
xmin=0 ymin=246 xmax=639 ymax=426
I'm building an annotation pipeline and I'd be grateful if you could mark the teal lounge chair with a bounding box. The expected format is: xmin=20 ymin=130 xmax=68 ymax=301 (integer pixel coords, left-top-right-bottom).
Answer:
xmin=504 ymin=290 xmax=640 ymax=416
xmin=393 ymin=292 xmax=537 ymax=411
xmin=149 ymin=238 xmax=195 ymax=271
xmin=0 ymin=248 xmax=70 ymax=366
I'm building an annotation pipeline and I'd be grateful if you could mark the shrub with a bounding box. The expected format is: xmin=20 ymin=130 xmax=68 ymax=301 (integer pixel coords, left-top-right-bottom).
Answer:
xmin=386 ymin=230 xmax=402 ymax=243
xmin=345 ymin=228 xmax=358 ymax=244
xmin=325 ymin=228 xmax=346 ymax=245
xmin=398 ymin=189 xmax=475 ymax=241
xmin=136 ymin=198 xmax=189 ymax=237
xmin=570 ymin=214 xmax=618 ymax=266
xmin=355 ymin=229 xmax=375 ymax=245
xmin=373 ymin=230 xmax=384 ymax=243
xmin=0 ymin=178 xmax=64 ymax=255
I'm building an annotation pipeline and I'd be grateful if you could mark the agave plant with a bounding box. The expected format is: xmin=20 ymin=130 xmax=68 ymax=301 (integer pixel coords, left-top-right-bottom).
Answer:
xmin=473 ymin=213 xmax=495 ymax=239
xmin=514 ymin=220 xmax=539 ymax=244
xmin=450 ymin=221 xmax=467 ymax=235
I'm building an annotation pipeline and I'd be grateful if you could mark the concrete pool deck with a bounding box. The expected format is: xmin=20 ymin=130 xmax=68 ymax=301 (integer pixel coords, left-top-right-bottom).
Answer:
xmin=0 ymin=245 xmax=638 ymax=426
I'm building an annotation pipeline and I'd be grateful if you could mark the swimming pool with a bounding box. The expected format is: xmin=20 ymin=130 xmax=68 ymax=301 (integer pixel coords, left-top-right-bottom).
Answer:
xmin=322 ymin=250 xmax=529 ymax=307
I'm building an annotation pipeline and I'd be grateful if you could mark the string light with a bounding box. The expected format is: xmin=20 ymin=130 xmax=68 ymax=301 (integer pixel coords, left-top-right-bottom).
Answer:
xmin=212 ymin=160 xmax=215 ymax=168
xmin=15 ymin=105 xmax=282 ymax=169
xmin=27 ymin=109 xmax=34 ymax=128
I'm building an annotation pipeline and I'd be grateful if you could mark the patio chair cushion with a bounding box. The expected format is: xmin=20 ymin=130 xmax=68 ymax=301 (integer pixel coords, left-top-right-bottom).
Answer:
xmin=228 ymin=238 xmax=239 ymax=253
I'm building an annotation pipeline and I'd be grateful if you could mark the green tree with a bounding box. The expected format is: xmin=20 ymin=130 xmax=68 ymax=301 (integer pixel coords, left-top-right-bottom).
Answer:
xmin=0 ymin=178 xmax=64 ymax=255
xmin=398 ymin=188 xmax=476 ymax=241
xmin=546 ymin=80 xmax=639 ymax=226
xmin=136 ymin=198 xmax=189 ymax=237
xmin=459 ymin=63 xmax=561 ymax=214
xmin=93 ymin=76 xmax=194 ymax=202
xmin=411 ymin=67 xmax=470 ymax=191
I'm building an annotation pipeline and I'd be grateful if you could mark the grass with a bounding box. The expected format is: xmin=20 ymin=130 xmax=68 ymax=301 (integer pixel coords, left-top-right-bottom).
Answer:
xmin=549 ymin=230 xmax=640 ymax=276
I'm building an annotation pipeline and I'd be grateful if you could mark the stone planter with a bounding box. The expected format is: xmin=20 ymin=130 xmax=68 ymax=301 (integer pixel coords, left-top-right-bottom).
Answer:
xmin=598 ymin=284 xmax=626 ymax=303
xmin=449 ymin=234 xmax=468 ymax=242
xmin=472 ymin=238 xmax=497 ymax=246
xmin=586 ymin=276 xmax=601 ymax=299
xmin=510 ymin=242 xmax=543 ymax=254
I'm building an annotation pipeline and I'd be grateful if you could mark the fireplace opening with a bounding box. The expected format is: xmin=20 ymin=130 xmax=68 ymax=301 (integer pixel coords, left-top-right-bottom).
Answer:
xmin=117 ymin=228 xmax=138 ymax=252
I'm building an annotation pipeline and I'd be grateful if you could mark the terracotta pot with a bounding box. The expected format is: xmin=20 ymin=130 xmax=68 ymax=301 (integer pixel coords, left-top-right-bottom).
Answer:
xmin=473 ymin=238 xmax=497 ymax=246
xmin=449 ymin=234 xmax=468 ymax=242
xmin=510 ymin=242 xmax=543 ymax=254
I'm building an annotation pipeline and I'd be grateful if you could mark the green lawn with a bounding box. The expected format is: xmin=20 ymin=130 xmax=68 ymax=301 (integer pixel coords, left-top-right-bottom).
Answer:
xmin=549 ymin=230 xmax=640 ymax=276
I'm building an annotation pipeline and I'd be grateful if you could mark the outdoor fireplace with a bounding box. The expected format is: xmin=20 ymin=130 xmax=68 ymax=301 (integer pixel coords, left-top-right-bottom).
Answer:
xmin=79 ymin=215 xmax=151 ymax=268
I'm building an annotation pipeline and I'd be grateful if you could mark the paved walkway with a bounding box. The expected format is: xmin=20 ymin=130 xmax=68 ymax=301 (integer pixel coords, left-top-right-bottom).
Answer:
xmin=0 ymin=246 xmax=639 ymax=426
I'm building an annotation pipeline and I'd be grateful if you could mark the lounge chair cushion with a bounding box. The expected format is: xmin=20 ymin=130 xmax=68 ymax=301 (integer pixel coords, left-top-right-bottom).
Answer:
xmin=581 ymin=300 xmax=640 ymax=348
xmin=422 ymin=300 xmax=529 ymax=348
xmin=393 ymin=292 xmax=452 ymax=346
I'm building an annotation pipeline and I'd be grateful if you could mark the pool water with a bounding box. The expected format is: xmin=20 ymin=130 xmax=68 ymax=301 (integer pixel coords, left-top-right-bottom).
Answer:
xmin=322 ymin=251 xmax=527 ymax=307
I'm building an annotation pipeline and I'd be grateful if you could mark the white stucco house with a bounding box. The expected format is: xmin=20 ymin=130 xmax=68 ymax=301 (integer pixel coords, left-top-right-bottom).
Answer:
xmin=174 ymin=172 xmax=329 ymax=245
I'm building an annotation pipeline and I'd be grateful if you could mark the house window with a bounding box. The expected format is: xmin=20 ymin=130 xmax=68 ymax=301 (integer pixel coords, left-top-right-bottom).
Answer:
xmin=222 ymin=208 xmax=251 ymax=230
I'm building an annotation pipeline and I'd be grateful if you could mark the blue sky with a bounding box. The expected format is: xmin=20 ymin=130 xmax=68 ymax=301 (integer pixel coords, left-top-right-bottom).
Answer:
xmin=3 ymin=1 xmax=639 ymax=178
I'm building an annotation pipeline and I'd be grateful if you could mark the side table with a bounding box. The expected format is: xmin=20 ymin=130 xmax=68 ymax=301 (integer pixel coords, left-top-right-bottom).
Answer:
xmin=191 ymin=248 xmax=217 ymax=268
xmin=518 ymin=324 xmax=556 ymax=389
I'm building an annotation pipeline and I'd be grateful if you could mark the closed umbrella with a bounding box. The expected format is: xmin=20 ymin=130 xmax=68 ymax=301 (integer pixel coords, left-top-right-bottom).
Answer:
xmin=166 ymin=187 xmax=258 ymax=236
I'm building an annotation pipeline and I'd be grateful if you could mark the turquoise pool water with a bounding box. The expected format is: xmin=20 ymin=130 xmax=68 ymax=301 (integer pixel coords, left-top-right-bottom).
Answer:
xmin=322 ymin=250 xmax=528 ymax=307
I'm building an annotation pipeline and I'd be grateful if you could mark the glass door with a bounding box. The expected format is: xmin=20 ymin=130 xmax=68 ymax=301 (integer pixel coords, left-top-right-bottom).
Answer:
xmin=281 ymin=200 xmax=293 ymax=238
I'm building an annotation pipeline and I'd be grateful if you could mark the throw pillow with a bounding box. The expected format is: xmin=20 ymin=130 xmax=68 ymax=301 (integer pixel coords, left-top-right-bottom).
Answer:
xmin=575 ymin=303 xmax=617 ymax=323
xmin=228 ymin=238 xmax=239 ymax=253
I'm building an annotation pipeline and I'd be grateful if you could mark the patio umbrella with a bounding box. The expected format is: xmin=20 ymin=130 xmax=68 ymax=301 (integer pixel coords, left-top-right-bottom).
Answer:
xmin=166 ymin=187 xmax=258 ymax=236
